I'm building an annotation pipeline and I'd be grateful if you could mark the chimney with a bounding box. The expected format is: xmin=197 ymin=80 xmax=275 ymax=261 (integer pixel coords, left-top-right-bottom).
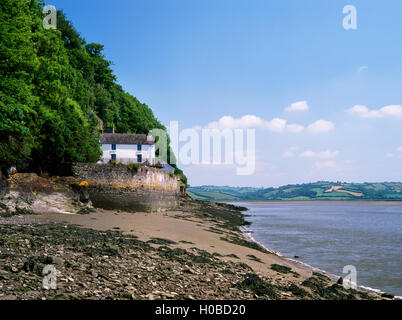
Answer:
xmin=147 ymin=132 xmax=154 ymax=143
xmin=104 ymin=126 xmax=114 ymax=134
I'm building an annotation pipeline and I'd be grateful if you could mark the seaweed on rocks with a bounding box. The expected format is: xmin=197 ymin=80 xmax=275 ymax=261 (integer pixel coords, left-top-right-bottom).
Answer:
xmin=179 ymin=197 xmax=249 ymax=231
xmin=286 ymin=284 xmax=311 ymax=298
xmin=301 ymin=274 xmax=374 ymax=300
xmin=247 ymin=255 xmax=263 ymax=263
xmin=147 ymin=238 xmax=177 ymax=245
xmin=235 ymin=273 xmax=279 ymax=299
xmin=220 ymin=236 xmax=269 ymax=254
xmin=271 ymin=264 xmax=292 ymax=274
xmin=270 ymin=264 xmax=300 ymax=277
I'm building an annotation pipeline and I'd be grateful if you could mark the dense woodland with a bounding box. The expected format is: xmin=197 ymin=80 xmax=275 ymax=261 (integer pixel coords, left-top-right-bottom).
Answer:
xmin=0 ymin=0 xmax=185 ymax=184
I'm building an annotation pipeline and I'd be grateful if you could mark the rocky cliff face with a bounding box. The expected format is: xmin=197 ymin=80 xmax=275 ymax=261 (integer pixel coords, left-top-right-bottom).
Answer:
xmin=0 ymin=163 xmax=181 ymax=216
xmin=71 ymin=163 xmax=181 ymax=212
xmin=0 ymin=173 xmax=92 ymax=216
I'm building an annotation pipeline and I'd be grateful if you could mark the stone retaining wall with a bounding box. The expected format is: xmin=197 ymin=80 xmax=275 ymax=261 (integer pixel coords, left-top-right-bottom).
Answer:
xmin=71 ymin=163 xmax=180 ymax=212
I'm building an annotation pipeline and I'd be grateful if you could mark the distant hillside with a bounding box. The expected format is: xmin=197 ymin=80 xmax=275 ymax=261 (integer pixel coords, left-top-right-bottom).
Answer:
xmin=188 ymin=182 xmax=402 ymax=202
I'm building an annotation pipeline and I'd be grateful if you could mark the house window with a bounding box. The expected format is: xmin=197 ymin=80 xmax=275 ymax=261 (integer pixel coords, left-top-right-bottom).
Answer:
xmin=137 ymin=144 xmax=142 ymax=151
xmin=137 ymin=154 xmax=142 ymax=163
xmin=111 ymin=144 xmax=116 ymax=150
xmin=111 ymin=154 xmax=116 ymax=160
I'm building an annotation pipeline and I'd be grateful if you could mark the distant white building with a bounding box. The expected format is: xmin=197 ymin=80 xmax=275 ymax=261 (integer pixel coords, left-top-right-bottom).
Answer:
xmin=98 ymin=133 xmax=155 ymax=164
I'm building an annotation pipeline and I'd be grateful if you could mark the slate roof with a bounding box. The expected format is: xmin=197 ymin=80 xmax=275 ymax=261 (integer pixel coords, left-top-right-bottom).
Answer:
xmin=100 ymin=133 xmax=155 ymax=145
xmin=160 ymin=163 xmax=175 ymax=173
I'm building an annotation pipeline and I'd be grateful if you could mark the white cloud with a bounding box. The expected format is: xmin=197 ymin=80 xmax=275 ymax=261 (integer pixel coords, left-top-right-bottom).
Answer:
xmin=283 ymin=151 xmax=295 ymax=158
xmin=306 ymin=120 xmax=335 ymax=133
xmin=283 ymin=147 xmax=299 ymax=158
xmin=285 ymin=101 xmax=309 ymax=112
xmin=357 ymin=66 xmax=368 ymax=73
xmin=381 ymin=105 xmax=402 ymax=117
xmin=348 ymin=105 xmax=382 ymax=118
xmin=205 ymin=115 xmax=301 ymax=133
xmin=299 ymin=150 xmax=339 ymax=159
xmin=287 ymin=123 xmax=305 ymax=133
xmin=348 ymin=105 xmax=402 ymax=118
xmin=386 ymin=147 xmax=402 ymax=158
xmin=206 ymin=114 xmax=263 ymax=130
xmin=203 ymin=116 xmax=334 ymax=134
xmin=315 ymin=161 xmax=337 ymax=169
xmin=264 ymin=118 xmax=287 ymax=132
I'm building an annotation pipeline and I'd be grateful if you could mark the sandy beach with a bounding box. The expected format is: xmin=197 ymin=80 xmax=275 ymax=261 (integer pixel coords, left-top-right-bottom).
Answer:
xmin=35 ymin=208 xmax=312 ymax=281
xmin=0 ymin=198 xmax=389 ymax=300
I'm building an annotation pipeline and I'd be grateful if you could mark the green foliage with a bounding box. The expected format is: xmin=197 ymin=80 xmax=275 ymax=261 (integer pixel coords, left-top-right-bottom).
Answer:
xmin=127 ymin=162 xmax=139 ymax=174
xmin=0 ymin=0 xmax=40 ymax=166
xmin=0 ymin=0 xmax=183 ymax=178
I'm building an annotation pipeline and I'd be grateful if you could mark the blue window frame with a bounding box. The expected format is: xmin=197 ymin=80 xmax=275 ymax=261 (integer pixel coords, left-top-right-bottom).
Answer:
xmin=137 ymin=144 xmax=142 ymax=151
xmin=111 ymin=144 xmax=116 ymax=150
xmin=111 ymin=154 xmax=116 ymax=160
xmin=137 ymin=154 xmax=142 ymax=163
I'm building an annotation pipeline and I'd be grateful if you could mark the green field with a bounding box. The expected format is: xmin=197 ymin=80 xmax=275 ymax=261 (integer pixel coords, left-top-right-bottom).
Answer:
xmin=188 ymin=182 xmax=402 ymax=202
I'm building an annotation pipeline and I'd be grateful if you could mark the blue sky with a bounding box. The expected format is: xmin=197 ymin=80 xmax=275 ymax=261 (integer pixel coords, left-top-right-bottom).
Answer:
xmin=51 ymin=0 xmax=402 ymax=186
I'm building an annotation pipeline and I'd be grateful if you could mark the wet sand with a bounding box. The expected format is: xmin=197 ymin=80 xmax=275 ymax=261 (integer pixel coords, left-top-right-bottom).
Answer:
xmin=1 ymin=200 xmax=390 ymax=300
xmin=36 ymin=209 xmax=314 ymax=283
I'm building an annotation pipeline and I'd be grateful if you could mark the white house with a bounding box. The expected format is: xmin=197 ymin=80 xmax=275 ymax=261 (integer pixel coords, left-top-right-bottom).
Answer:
xmin=98 ymin=133 xmax=156 ymax=164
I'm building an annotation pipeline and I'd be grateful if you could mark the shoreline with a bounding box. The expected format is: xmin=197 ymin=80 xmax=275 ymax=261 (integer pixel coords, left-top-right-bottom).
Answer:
xmin=241 ymin=225 xmax=390 ymax=296
xmin=0 ymin=198 xmax=394 ymax=300
xmin=240 ymin=225 xmax=340 ymax=281
xmin=229 ymin=200 xmax=402 ymax=205
xmin=237 ymin=204 xmax=401 ymax=299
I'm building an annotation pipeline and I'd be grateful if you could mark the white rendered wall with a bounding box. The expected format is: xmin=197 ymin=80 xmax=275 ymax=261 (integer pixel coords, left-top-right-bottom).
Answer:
xmin=99 ymin=144 xmax=155 ymax=164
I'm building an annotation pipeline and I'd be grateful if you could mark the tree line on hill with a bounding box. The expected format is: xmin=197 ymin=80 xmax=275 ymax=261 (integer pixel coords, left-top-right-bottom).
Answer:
xmin=188 ymin=182 xmax=402 ymax=201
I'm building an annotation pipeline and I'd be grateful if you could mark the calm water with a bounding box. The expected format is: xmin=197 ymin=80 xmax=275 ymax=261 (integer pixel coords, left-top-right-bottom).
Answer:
xmin=237 ymin=202 xmax=402 ymax=296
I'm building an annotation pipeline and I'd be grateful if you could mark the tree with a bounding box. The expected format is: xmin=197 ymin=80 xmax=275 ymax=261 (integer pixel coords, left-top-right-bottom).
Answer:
xmin=0 ymin=0 xmax=40 ymax=167
xmin=0 ymin=0 xmax=185 ymax=184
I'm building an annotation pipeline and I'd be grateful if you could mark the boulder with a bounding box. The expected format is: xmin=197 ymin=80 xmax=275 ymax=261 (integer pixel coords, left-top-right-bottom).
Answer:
xmin=79 ymin=187 xmax=90 ymax=203
xmin=7 ymin=167 xmax=17 ymax=177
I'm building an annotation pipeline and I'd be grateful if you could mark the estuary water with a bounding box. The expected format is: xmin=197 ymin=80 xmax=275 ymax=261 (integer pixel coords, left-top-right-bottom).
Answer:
xmin=237 ymin=202 xmax=402 ymax=296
